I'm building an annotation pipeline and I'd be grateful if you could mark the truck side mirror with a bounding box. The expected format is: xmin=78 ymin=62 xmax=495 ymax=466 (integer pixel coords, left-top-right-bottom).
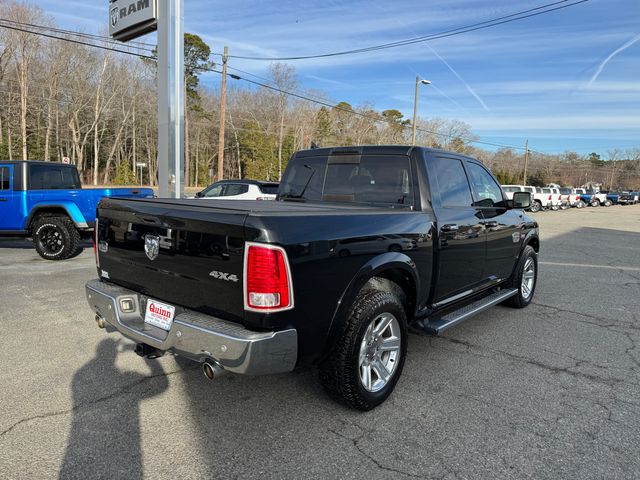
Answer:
xmin=511 ymin=191 xmax=531 ymax=210
xmin=195 ymin=191 xmax=204 ymax=198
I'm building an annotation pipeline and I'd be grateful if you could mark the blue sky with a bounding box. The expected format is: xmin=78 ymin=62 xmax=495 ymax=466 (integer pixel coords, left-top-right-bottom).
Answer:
xmin=41 ymin=0 xmax=639 ymax=155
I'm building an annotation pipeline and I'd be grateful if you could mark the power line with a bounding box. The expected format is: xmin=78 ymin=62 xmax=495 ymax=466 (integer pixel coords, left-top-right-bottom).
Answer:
xmin=0 ymin=22 xmax=154 ymax=59
xmin=226 ymin=0 xmax=589 ymax=61
xmin=0 ymin=17 xmax=155 ymax=51
xmin=212 ymin=66 xmax=538 ymax=152
xmin=0 ymin=22 xmax=567 ymax=154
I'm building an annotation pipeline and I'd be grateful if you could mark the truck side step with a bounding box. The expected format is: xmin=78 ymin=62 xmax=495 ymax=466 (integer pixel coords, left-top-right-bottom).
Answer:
xmin=419 ymin=289 xmax=518 ymax=335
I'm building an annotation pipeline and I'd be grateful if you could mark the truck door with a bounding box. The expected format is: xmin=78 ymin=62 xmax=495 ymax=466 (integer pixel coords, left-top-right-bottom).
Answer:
xmin=465 ymin=161 xmax=520 ymax=282
xmin=429 ymin=156 xmax=486 ymax=303
xmin=0 ymin=165 xmax=21 ymax=230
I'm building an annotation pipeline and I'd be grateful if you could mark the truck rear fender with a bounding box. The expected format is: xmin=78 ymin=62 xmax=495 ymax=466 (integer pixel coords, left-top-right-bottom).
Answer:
xmin=507 ymin=230 xmax=539 ymax=280
xmin=320 ymin=252 xmax=419 ymax=360
xmin=523 ymin=232 xmax=539 ymax=253
xmin=26 ymin=202 xmax=88 ymax=231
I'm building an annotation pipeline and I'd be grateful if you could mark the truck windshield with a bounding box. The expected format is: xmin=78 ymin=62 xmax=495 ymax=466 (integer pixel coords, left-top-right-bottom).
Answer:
xmin=29 ymin=164 xmax=82 ymax=190
xmin=279 ymin=155 xmax=413 ymax=207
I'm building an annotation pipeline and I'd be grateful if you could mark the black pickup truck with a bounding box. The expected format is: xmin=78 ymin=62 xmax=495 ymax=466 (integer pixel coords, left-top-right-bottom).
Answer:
xmin=86 ymin=146 xmax=538 ymax=410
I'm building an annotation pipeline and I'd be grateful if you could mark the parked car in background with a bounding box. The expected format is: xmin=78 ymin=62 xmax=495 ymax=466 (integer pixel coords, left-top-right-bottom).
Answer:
xmin=501 ymin=184 xmax=524 ymax=200
xmin=577 ymin=189 xmax=598 ymax=207
xmin=559 ymin=187 xmax=584 ymax=208
xmin=524 ymin=186 xmax=545 ymax=213
xmin=592 ymin=191 xmax=613 ymax=207
xmin=0 ymin=161 xmax=154 ymax=260
xmin=194 ymin=180 xmax=279 ymax=200
xmin=540 ymin=187 xmax=561 ymax=211
xmin=604 ymin=192 xmax=620 ymax=205
xmin=618 ymin=191 xmax=639 ymax=205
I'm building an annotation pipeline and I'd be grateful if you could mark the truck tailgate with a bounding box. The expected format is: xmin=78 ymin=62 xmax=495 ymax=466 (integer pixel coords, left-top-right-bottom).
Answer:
xmin=96 ymin=198 xmax=248 ymax=323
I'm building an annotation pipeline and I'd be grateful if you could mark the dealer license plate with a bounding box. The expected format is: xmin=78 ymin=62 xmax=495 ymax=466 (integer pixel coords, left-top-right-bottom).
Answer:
xmin=144 ymin=299 xmax=176 ymax=331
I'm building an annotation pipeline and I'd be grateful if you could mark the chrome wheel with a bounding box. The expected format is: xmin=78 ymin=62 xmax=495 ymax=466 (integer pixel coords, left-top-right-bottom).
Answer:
xmin=521 ymin=257 xmax=535 ymax=300
xmin=358 ymin=312 xmax=401 ymax=392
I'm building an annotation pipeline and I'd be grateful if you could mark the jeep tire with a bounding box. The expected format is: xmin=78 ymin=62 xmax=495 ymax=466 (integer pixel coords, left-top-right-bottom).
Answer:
xmin=32 ymin=215 xmax=80 ymax=260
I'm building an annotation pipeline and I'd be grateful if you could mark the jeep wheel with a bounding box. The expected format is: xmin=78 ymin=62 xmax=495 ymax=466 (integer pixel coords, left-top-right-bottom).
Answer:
xmin=530 ymin=201 xmax=542 ymax=213
xmin=590 ymin=200 xmax=599 ymax=207
xmin=604 ymin=200 xmax=612 ymax=207
xmin=32 ymin=216 xmax=80 ymax=260
xmin=319 ymin=289 xmax=408 ymax=411
xmin=503 ymin=245 xmax=537 ymax=308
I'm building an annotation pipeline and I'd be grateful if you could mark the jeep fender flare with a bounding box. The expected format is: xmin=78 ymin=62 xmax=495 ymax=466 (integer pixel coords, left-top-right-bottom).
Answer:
xmin=321 ymin=252 xmax=419 ymax=360
xmin=26 ymin=202 xmax=88 ymax=231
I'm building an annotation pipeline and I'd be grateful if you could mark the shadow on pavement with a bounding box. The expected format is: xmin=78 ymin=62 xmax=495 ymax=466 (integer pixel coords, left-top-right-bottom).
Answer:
xmin=59 ymin=338 xmax=168 ymax=480
xmin=0 ymin=237 xmax=92 ymax=257
xmin=0 ymin=237 xmax=35 ymax=249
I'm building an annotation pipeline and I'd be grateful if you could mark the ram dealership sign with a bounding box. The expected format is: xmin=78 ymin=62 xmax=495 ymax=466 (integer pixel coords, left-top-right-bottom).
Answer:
xmin=109 ymin=0 xmax=157 ymax=41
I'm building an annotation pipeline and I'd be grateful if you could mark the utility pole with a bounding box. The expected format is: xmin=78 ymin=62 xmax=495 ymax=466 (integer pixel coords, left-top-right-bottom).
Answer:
xmin=522 ymin=139 xmax=529 ymax=185
xmin=216 ymin=46 xmax=229 ymax=182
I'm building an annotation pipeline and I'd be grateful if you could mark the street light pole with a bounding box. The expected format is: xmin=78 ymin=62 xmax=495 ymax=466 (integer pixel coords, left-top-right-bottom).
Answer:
xmin=411 ymin=76 xmax=431 ymax=146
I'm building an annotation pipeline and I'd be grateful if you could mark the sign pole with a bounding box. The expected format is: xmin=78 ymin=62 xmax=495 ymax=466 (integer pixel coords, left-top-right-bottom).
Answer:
xmin=157 ymin=0 xmax=184 ymax=198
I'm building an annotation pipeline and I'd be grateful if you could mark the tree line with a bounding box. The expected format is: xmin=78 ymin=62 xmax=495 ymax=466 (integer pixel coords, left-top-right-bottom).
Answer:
xmin=1 ymin=2 xmax=639 ymax=189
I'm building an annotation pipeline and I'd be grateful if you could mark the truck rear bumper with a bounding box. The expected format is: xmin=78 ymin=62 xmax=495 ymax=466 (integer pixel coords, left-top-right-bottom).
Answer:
xmin=85 ymin=279 xmax=298 ymax=375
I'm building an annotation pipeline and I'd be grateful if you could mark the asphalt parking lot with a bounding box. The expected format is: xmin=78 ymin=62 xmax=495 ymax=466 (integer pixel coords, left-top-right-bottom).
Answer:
xmin=1 ymin=206 xmax=639 ymax=479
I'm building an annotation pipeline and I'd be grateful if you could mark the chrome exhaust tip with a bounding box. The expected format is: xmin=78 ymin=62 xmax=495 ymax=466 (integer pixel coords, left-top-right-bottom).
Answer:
xmin=203 ymin=360 xmax=226 ymax=380
xmin=95 ymin=314 xmax=106 ymax=329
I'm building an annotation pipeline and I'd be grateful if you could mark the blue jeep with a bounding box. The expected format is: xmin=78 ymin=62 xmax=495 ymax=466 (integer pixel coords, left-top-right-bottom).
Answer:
xmin=0 ymin=161 xmax=153 ymax=260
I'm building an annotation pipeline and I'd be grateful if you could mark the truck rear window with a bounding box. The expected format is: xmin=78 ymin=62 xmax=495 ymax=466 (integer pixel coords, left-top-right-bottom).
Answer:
xmin=258 ymin=184 xmax=279 ymax=194
xmin=29 ymin=164 xmax=82 ymax=190
xmin=280 ymin=155 xmax=413 ymax=207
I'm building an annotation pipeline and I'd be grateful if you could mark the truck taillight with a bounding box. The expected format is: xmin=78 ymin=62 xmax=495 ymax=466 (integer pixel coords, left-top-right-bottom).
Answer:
xmin=244 ymin=242 xmax=294 ymax=312
xmin=548 ymin=195 xmax=552 ymax=200
xmin=94 ymin=219 xmax=99 ymax=267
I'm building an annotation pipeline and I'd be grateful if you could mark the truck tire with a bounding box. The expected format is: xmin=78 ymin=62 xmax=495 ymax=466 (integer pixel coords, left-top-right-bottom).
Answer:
xmin=32 ymin=215 xmax=80 ymax=260
xmin=503 ymin=245 xmax=537 ymax=308
xmin=590 ymin=199 xmax=599 ymax=207
xmin=319 ymin=289 xmax=408 ymax=411
xmin=530 ymin=201 xmax=542 ymax=213
xmin=604 ymin=200 xmax=612 ymax=207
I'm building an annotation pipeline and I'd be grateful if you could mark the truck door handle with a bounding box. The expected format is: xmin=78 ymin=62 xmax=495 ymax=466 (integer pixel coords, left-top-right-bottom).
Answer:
xmin=441 ymin=224 xmax=458 ymax=232
xmin=482 ymin=221 xmax=499 ymax=228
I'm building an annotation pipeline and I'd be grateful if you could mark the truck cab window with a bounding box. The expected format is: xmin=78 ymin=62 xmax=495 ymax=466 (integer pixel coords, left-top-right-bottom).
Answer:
xmin=466 ymin=162 xmax=505 ymax=208
xmin=280 ymin=155 xmax=412 ymax=206
xmin=431 ymin=157 xmax=473 ymax=207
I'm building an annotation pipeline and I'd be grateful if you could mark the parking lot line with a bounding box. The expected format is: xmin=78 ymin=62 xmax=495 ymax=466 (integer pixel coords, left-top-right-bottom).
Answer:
xmin=539 ymin=261 xmax=640 ymax=271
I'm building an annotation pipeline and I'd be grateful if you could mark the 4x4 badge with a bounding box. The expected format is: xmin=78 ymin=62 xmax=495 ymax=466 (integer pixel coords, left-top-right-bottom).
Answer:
xmin=209 ymin=270 xmax=239 ymax=282
xmin=144 ymin=234 xmax=160 ymax=261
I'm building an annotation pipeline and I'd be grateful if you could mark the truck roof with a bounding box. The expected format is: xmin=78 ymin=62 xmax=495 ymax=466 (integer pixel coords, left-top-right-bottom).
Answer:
xmin=0 ymin=160 xmax=75 ymax=166
xmin=294 ymin=145 xmax=478 ymax=161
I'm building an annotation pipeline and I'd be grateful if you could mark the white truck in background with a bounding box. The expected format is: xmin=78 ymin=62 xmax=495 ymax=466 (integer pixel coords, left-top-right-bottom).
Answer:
xmin=501 ymin=185 xmax=560 ymax=213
